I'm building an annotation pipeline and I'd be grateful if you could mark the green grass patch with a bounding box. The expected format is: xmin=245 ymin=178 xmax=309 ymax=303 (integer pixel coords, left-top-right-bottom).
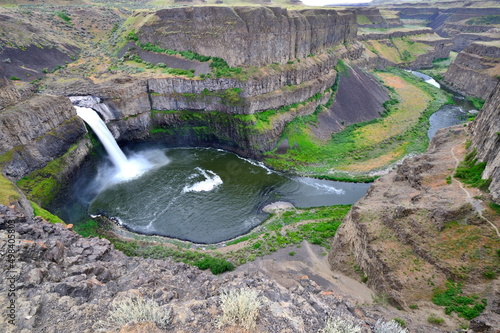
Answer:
xmin=454 ymin=149 xmax=491 ymax=191
xmin=466 ymin=15 xmax=500 ymax=25
xmin=427 ymin=314 xmax=445 ymax=325
xmin=467 ymin=97 xmax=485 ymax=110
xmin=30 ymin=201 xmax=65 ymax=224
xmin=432 ymin=281 xmax=487 ymax=320
xmin=55 ymin=11 xmax=71 ymax=23
xmin=73 ymin=219 xmax=101 ymax=238
xmin=264 ymin=67 xmax=449 ymax=176
xmin=17 ymin=144 xmax=78 ymax=206
xmin=98 ymin=205 xmax=350 ymax=271
xmin=357 ymin=15 xmax=373 ymax=25
xmin=110 ymin=238 xmax=234 ymax=274
xmin=489 ymin=201 xmax=500 ymax=215
xmin=0 ymin=174 xmax=19 ymax=206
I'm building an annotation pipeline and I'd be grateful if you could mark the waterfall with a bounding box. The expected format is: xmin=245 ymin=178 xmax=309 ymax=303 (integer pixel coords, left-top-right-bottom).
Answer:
xmin=75 ymin=106 xmax=140 ymax=179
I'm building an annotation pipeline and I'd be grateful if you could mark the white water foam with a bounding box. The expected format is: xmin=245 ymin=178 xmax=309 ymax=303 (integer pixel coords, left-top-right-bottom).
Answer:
xmin=236 ymin=155 xmax=273 ymax=174
xmin=297 ymin=177 xmax=345 ymax=195
xmin=183 ymin=167 xmax=223 ymax=193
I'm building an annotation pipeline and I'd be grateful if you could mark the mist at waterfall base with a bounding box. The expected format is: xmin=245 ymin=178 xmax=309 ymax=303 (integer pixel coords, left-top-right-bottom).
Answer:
xmin=58 ymin=146 xmax=370 ymax=244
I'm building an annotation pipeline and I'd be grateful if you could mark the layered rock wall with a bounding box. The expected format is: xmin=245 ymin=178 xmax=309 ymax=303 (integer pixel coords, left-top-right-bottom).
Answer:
xmin=329 ymin=123 xmax=499 ymax=311
xmin=136 ymin=6 xmax=357 ymax=67
xmin=444 ymin=42 xmax=500 ymax=100
xmin=470 ymin=82 xmax=500 ymax=203
xmin=0 ymin=95 xmax=88 ymax=180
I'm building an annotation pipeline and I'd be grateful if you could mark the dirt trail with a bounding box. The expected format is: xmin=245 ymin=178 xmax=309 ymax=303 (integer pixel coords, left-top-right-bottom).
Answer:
xmin=234 ymin=240 xmax=375 ymax=305
xmin=450 ymin=140 xmax=500 ymax=238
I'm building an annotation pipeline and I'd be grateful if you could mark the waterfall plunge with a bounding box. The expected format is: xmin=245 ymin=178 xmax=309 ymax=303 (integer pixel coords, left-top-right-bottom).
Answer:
xmin=75 ymin=106 xmax=142 ymax=180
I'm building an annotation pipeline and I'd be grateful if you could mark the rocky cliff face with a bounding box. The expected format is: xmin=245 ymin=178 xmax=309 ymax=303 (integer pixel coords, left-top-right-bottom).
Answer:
xmin=359 ymin=29 xmax=452 ymax=69
xmin=0 ymin=78 xmax=21 ymax=110
xmin=135 ymin=6 xmax=357 ymax=67
xmin=470 ymin=82 xmax=500 ymax=203
xmin=0 ymin=204 xmax=422 ymax=333
xmin=444 ymin=41 xmax=500 ymax=100
xmin=0 ymin=95 xmax=87 ymax=181
xmin=353 ymin=7 xmax=402 ymax=29
xmin=329 ymin=122 xmax=499 ymax=330
xmin=387 ymin=4 xmax=500 ymax=52
xmin=43 ymin=52 xmax=342 ymax=158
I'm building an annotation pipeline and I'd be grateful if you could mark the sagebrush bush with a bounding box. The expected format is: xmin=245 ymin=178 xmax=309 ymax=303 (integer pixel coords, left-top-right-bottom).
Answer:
xmin=218 ymin=288 xmax=261 ymax=330
xmin=104 ymin=296 xmax=171 ymax=329
xmin=318 ymin=316 xmax=361 ymax=333
xmin=373 ymin=319 xmax=408 ymax=333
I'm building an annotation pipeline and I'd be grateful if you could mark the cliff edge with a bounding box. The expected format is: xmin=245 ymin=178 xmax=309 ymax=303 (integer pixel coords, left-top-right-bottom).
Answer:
xmin=328 ymin=83 xmax=500 ymax=331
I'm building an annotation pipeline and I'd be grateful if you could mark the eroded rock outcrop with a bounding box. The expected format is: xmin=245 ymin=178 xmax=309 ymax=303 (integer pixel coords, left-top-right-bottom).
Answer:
xmin=0 ymin=78 xmax=21 ymax=110
xmin=134 ymin=6 xmax=357 ymax=67
xmin=470 ymin=81 xmax=500 ymax=203
xmin=0 ymin=205 xmax=414 ymax=333
xmin=353 ymin=7 xmax=402 ymax=29
xmin=444 ymin=41 xmax=500 ymax=100
xmin=387 ymin=4 xmax=500 ymax=52
xmin=329 ymin=122 xmax=499 ymax=326
xmin=0 ymin=95 xmax=88 ymax=181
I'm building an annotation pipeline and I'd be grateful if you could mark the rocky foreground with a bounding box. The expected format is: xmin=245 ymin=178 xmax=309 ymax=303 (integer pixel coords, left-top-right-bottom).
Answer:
xmin=0 ymin=204 xmax=428 ymax=333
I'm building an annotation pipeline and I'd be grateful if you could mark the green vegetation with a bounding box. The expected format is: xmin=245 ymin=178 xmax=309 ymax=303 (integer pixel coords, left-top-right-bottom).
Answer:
xmin=482 ymin=267 xmax=496 ymax=279
xmin=264 ymin=68 xmax=450 ymax=177
xmin=489 ymin=201 xmax=500 ymax=215
xmin=427 ymin=314 xmax=445 ymax=325
xmin=334 ymin=59 xmax=350 ymax=76
xmin=81 ymin=205 xmax=350 ymax=272
xmin=110 ymin=238 xmax=234 ymax=274
xmin=55 ymin=11 xmax=72 ymax=23
xmin=127 ymin=41 xmax=244 ymax=78
xmin=454 ymin=149 xmax=491 ymax=191
xmin=193 ymin=256 xmax=235 ymax=274
xmin=73 ymin=219 xmax=101 ymax=237
xmin=30 ymin=201 xmax=65 ymax=224
xmin=432 ymin=281 xmax=487 ymax=320
xmin=0 ymin=174 xmax=18 ymax=206
xmin=17 ymin=143 xmax=78 ymax=206
xmin=466 ymin=15 xmax=500 ymax=25
xmin=392 ymin=318 xmax=406 ymax=328
xmin=357 ymin=15 xmax=372 ymax=25
xmin=467 ymin=97 xmax=486 ymax=110
xmin=364 ymin=36 xmax=433 ymax=64
xmin=9 ymin=76 xmax=20 ymax=81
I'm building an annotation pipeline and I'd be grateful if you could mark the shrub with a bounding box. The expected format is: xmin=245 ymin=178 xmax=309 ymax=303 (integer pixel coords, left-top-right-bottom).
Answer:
xmin=373 ymin=319 xmax=408 ymax=333
xmin=318 ymin=317 xmax=361 ymax=333
xmin=454 ymin=149 xmax=491 ymax=191
xmin=194 ymin=256 xmax=234 ymax=274
xmin=126 ymin=30 xmax=139 ymax=41
xmin=73 ymin=219 xmax=100 ymax=237
xmin=427 ymin=314 xmax=444 ymax=325
xmin=218 ymin=288 xmax=261 ymax=330
xmin=432 ymin=281 xmax=487 ymax=319
xmin=104 ymin=297 xmax=171 ymax=329
xmin=56 ymin=11 xmax=71 ymax=23
xmin=393 ymin=318 xmax=406 ymax=328
xmin=9 ymin=76 xmax=20 ymax=80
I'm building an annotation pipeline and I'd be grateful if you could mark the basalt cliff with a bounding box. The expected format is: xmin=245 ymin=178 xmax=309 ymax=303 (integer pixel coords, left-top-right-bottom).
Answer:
xmin=329 ymin=82 xmax=500 ymax=331
xmin=0 ymin=2 xmax=499 ymax=333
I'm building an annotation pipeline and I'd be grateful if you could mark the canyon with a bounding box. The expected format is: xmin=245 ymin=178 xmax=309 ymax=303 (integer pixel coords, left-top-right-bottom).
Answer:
xmin=0 ymin=0 xmax=499 ymax=332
